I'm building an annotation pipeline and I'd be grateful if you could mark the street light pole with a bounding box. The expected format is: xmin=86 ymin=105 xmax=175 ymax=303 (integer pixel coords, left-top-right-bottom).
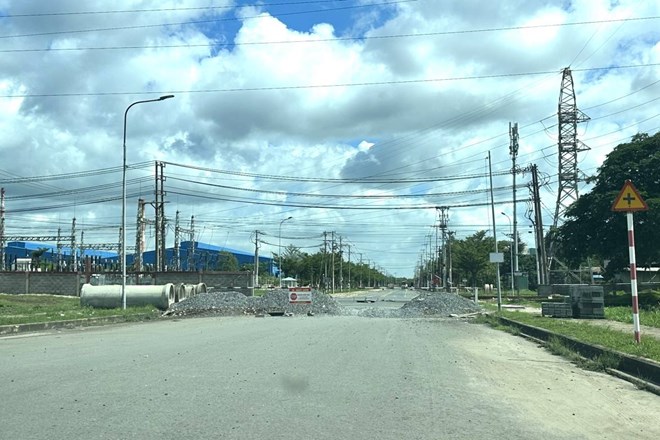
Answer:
xmin=501 ymin=212 xmax=514 ymax=295
xmin=278 ymin=216 xmax=292 ymax=288
xmin=122 ymin=95 xmax=174 ymax=310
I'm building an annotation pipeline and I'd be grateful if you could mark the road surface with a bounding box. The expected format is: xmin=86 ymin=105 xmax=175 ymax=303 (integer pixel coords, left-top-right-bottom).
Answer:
xmin=332 ymin=287 xmax=419 ymax=310
xmin=1 ymin=314 xmax=659 ymax=439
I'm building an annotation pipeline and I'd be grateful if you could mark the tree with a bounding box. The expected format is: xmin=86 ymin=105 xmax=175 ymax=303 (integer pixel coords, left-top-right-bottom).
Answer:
xmin=452 ymin=231 xmax=497 ymax=288
xmin=30 ymin=248 xmax=49 ymax=271
xmin=216 ymin=251 xmax=239 ymax=271
xmin=557 ymin=132 xmax=660 ymax=276
xmin=282 ymin=245 xmax=304 ymax=279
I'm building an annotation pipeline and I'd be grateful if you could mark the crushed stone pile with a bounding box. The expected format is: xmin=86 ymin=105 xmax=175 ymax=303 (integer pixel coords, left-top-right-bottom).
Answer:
xmin=258 ymin=289 xmax=341 ymax=315
xmin=166 ymin=289 xmax=479 ymax=319
xmin=345 ymin=292 xmax=481 ymax=318
xmin=167 ymin=290 xmax=258 ymax=316
xmin=398 ymin=292 xmax=482 ymax=317
xmin=167 ymin=288 xmax=340 ymax=317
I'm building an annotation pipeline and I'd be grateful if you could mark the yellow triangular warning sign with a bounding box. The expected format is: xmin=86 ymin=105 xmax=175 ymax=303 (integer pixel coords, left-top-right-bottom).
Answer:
xmin=612 ymin=180 xmax=648 ymax=212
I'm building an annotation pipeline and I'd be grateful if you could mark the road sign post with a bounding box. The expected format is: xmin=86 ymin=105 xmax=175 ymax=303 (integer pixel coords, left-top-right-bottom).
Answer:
xmin=611 ymin=180 xmax=649 ymax=344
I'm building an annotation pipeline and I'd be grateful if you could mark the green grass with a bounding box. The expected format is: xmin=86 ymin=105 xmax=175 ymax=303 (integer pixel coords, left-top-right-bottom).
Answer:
xmin=545 ymin=337 xmax=622 ymax=372
xmin=482 ymin=299 xmax=660 ymax=329
xmin=253 ymin=289 xmax=268 ymax=297
xmin=0 ymin=294 xmax=159 ymax=326
xmin=490 ymin=310 xmax=660 ymax=363
xmin=606 ymin=306 xmax=660 ymax=328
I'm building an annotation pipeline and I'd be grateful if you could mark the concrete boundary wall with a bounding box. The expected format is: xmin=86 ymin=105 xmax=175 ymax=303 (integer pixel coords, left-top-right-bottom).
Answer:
xmin=0 ymin=272 xmax=82 ymax=296
xmin=0 ymin=271 xmax=253 ymax=297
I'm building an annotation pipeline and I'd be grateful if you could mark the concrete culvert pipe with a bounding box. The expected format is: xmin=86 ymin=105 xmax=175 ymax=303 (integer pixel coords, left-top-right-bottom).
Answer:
xmin=80 ymin=284 xmax=175 ymax=310
xmin=184 ymin=284 xmax=196 ymax=298
xmin=175 ymin=283 xmax=186 ymax=303
xmin=195 ymin=283 xmax=207 ymax=295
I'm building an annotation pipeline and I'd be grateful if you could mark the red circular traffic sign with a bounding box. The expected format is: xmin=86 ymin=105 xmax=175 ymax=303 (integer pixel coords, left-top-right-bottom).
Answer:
xmin=290 ymin=293 xmax=298 ymax=300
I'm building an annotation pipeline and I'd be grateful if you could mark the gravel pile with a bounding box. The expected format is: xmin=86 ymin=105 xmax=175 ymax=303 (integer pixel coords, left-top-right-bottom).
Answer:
xmin=166 ymin=288 xmax=340 ymax=317
xmin=398 ymin=292 xmax=481 ymax=317
xmin=258 ymin=289 xmax=341 ymax=315
xmin=167 ymin=291 xmax=258 ymax=316
xmin=341 ymin=292 xmax=481 ymax=318
xmin=166 ymin=289 xmax=479 ymax=319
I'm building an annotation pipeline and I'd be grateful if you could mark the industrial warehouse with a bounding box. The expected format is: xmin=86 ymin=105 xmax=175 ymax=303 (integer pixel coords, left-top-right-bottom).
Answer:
xmin=0 ymin=239 xmax=273 ymax=273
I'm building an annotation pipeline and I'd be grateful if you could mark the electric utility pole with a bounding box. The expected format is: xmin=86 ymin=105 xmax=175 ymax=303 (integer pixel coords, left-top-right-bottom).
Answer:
xmin=253 ymin=230 xmax=260 ymax=287
xmin=509 ymin=122 xmax=519 ymax=277
xmin=437 ymin=207 xmax=449 ymax=291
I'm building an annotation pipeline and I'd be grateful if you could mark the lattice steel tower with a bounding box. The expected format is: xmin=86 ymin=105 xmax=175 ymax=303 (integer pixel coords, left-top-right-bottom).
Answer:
xmin=548 ymin=68 xmax=590 ymax=267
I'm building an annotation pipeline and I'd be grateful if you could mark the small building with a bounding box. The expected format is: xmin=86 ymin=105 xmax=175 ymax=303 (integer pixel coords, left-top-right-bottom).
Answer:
xmin=614 ymin=266 xmax=660 ymax=284
xmin=281 ymin=277 xmax=298 ymax=288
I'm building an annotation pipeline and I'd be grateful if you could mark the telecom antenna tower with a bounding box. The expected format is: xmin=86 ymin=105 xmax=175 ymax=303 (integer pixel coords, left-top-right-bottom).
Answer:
xmin=548 ymin=67 xmax=590 ymax=269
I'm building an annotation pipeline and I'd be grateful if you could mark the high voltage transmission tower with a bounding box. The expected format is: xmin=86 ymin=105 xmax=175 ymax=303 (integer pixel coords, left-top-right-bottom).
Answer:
xmin=548 ymin=67 xmax=590 ymax=274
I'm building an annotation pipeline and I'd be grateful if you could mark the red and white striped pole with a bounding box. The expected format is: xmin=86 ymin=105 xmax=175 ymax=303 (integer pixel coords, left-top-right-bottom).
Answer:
xmin=626 ymin=212 xmax=641 ymax=343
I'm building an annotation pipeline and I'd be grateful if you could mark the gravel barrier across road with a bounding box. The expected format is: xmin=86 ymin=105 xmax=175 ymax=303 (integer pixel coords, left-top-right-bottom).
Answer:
xmin=166 ymin=289 xmax=481 ymax=318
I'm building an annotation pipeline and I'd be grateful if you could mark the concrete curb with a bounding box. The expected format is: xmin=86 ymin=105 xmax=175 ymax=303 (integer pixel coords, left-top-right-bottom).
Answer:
xmin=0 ymin=314 xmax=158 ymax=336
xmin=496 ymin=316 xmax=660 ymax=393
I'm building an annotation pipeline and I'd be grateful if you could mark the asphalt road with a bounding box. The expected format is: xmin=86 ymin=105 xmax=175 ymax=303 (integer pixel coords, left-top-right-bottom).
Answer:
xmin=1 ymin=315 xmax=659 ymax=440
xmin=333 ymin=287 xmax=419 ymax=309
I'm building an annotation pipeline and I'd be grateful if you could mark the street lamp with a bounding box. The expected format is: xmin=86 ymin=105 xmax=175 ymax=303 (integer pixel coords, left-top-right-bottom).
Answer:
xmin=501 ymin=212 xmax=514 ymax=295
xmin=278 ymin=216 xmax=293 ymax=288
xmin=122 ymin=95 xmax=174 ymax=309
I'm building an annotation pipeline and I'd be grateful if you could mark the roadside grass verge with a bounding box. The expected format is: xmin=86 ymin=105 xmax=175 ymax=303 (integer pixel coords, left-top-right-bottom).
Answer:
xmin=606 ymin=306 xmax=660 ymax=328
xmin=546 ymin=337 xmax=622 ymax=372
xmin=0 ymin=293 xmax=159 ymax=326
xmin=474 ymin=311 xmax=660 ymax=363
xmin=472 ymin=313 xmax=521 ymax=336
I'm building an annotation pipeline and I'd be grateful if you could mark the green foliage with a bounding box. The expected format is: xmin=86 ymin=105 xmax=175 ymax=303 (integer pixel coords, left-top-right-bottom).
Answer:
xmin=557 ymin=131 xmax=660 ymax=275
xmin=216 ymin=251 xmax=239 ymax=271
xmin=276 ymin=244 xmax=389 ymax=288
xmin=451 ymin=231 xmax=501 ymax=287
xmin=604 ymin=290 xmax=660 ymax=309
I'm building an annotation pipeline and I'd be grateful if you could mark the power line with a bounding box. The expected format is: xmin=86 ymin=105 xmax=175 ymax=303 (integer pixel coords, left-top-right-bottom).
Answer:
xmin=3 ymin=63 xmax=658 ymax=99
xmin=164 ymin=160 xmax=509 ymax=183
xmin=5 ymin=176 xmax=152 ymax=200
xmin=0 ymin=162 xmax=151 ymax=184
xmin=5 ymin=191 xmax=149 ymax=214
xmin=0 ymin=0 xmax=415 ymax=39
xmin=166 ymin=188 xmax=530 ymax=210
xmin=4 ymin=0 xmax=348 ymax=18
xmin=2 ymin=11 xmax=657 ymax=46
xmin=165 ymin=175 xmax=514 ymax=199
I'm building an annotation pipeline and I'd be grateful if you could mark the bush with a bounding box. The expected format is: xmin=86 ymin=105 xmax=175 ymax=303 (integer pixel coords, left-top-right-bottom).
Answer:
xmin=605 ymin=290 xmax=660 ymax=309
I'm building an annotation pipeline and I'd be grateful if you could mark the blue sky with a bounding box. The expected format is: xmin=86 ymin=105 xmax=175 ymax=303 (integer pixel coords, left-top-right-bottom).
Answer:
xmin=234 ymin=0 xmax=395 ymax=34
xmin=198 ymin=0 xmax=398 ymax=49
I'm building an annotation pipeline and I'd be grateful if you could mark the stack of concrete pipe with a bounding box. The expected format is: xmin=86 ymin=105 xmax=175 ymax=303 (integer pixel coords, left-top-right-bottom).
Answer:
xmin=80 ymin=284 xmax=175 ymax=310
xmin=176 ymin=282 xmax=207 ymax=302
xmin=175 ymin=284 xmax=186 ymax=303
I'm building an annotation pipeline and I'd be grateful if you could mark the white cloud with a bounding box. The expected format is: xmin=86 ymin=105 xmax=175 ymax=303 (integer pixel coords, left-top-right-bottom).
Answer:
xmin=0 ymin=0 xmax=659 ymax=276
